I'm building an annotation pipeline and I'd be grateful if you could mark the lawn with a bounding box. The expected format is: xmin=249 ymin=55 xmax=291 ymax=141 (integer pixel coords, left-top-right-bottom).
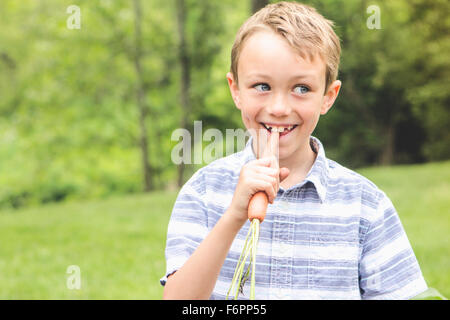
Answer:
xmin=0 ymin=161 xmax=448 ymax=299
xmin=0 ymin=191 xmax=177 ymax=299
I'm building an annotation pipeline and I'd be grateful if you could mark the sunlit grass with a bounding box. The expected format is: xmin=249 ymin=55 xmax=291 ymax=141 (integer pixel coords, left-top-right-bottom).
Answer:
xmin=0 ymin=191 xmax=177 ymax=299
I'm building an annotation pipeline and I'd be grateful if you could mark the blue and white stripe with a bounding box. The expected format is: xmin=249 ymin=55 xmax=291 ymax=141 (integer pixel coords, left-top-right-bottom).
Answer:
xmin=161 ymin=136 xmax=427 ymax=300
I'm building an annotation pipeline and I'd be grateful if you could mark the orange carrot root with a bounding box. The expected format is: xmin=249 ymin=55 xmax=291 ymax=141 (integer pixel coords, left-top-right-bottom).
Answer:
xmin=248 ymin=191 xmax=269 ymax=222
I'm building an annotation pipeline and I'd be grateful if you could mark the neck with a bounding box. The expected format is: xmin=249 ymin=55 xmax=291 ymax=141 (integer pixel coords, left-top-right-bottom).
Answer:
xmin=279 ymin=140 xmax=317 ymax=189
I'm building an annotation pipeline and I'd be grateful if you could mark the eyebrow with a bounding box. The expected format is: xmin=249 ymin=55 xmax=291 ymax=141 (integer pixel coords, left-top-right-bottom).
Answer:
xmin=246 ymin=73 xmax=316 ymax=81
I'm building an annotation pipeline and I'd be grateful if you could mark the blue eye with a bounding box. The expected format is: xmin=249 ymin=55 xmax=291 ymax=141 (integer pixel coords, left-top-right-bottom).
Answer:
xmin=294 ymin=85 xmax=309 ymax=94
xmin=254 ymin=83 xmax=270 ymax=92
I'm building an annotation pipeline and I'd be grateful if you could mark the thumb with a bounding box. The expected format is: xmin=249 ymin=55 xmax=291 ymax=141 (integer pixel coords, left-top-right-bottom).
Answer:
xmin=279 ymin=167 xmax=290 ymax=182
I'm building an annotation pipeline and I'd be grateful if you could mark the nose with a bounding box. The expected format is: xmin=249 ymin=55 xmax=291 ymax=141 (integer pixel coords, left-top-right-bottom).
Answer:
xmin=267 ymin=93 xmax=291 ymax=117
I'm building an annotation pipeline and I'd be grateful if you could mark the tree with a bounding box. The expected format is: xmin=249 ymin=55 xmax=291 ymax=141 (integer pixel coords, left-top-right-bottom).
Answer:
xmin=174 ymin=0 xmax=225 ymax=186
xmin=314 ymin=0 xmax=434 ymax=166
xmin=175 ymin=0 xmax=191 ymax=188
xmin=132 ymin=0 xmax=153 ymax=191
xmin=406 ymin=0 xmax=450 ymax=161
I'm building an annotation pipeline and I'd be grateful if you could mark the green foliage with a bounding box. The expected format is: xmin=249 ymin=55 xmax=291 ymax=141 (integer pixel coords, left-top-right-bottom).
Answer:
xmin=406 ymin=0 xmax=450 ymax=161
xmin=0 ymin=0 xmax=448 ymax=208
xmin=313 ymin=0 xmax=449 ymax=166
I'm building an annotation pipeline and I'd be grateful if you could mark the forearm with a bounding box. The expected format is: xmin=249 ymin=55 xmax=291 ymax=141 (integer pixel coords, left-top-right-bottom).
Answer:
xmin=163 ymin=209 xmax=245 ymax=300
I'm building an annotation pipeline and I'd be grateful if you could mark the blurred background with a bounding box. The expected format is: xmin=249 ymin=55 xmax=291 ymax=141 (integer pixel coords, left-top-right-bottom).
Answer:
xmin=0 ymin=0 xmax=448 ymax=299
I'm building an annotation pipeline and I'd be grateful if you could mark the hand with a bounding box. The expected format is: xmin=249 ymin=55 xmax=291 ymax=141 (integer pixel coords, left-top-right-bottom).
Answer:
xmin=228 ymin=156 xmax=290 ymax=224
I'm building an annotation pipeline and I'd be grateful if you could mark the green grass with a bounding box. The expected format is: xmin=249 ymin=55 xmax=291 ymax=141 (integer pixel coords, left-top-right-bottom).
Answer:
xmin=0 ymin=191 xmax=177 ymax=299
xmin=0 ymin=161 xmax=448 ymax=299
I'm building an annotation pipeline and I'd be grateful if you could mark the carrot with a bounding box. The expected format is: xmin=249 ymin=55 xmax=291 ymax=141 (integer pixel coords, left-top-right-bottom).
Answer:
xmin=227 ymin=129 xmax=279 ymax=300
xmin=248 ymin=191 xmax=269 ymax=222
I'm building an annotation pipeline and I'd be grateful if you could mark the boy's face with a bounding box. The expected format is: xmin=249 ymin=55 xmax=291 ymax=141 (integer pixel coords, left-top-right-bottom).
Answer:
xmin=227 ymin=30 xmax=341 ymax=162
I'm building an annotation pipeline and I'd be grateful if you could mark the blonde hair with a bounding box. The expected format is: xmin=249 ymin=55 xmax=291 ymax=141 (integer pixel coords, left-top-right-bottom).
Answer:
xmin=230 ymin=1 xmax=341 ymax=92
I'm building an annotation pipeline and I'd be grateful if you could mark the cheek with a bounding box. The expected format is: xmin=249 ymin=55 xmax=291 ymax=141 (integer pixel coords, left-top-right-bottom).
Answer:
xmin=241 ymin=111 xmax=252 ymax=127
xmin=295 ymin=105 xmax=318 ymax=124
xmin=240 ymin=97 xmax=261 ymax=123
xmin=239 ymin=109 xmax=258 ymax=131
xmin=307 ymin=111 xmax=321 ymax=130
xmin=293 ymin=105 xmax=321 ymax=133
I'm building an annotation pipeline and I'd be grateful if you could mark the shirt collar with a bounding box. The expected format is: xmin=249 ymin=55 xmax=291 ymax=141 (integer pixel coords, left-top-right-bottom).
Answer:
xmin=303 ymin=136 xmax=329 ymax=203
xmin=241 ymin=134 xmax=329 ymax=203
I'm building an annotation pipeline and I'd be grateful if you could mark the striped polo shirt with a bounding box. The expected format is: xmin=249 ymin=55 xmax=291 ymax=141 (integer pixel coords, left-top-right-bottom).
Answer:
xmin=161 ymin=136 xmax=427 ymax=299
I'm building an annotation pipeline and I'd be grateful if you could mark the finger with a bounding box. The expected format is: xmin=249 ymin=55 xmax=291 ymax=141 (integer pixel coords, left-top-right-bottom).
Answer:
xmin=263 ymin=130 xmax=279 ymax=159
xmin=259 ymin=180 xmax=276 ymax=204
xmin=252 ymin=173 xmax=278 ymax=190
xmin=269 ymin=131 xmax=279 ymax=161
xmin=252 ymin=174 xmax=278 ymax=203
xmin=252 ymin=156 xmax=276 ymax=168
xmin=255 ymin=128 xmax=270 ymax=159
xmin=249 ymin=157 xmax=272 ymax=167
xmin=268 ymin=155 xmax=279 ymax=170
xmin=254 ymin=166 xmax=278 ymax=177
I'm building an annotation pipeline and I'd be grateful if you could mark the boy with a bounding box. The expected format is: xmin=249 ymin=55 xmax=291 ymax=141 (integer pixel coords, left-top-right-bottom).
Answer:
xmin=161 ymin=2 xmax=427 ymax=299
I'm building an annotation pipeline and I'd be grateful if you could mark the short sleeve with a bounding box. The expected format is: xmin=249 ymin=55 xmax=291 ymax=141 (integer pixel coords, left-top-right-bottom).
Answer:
xmin=160 ymin=169 xmax=209 ymax=286
xmin=359 ymin=192 xmax=428 ymax=299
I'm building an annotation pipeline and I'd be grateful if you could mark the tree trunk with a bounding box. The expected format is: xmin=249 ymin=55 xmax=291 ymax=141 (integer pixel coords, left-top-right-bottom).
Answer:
xmin=380 ymin=124 xmax=395 ymax=165
xmin=133 ymin=0 xmax=152 ymax=191
xmin=251 ymin=0 xmax=269 ymax=13
xmin=176 ymin=0 xmax=191 ymax=188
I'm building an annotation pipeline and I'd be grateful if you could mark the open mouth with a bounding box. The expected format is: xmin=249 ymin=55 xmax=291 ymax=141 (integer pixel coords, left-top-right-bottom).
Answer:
xmin=260 ymin=122 xmax=298 ymax=137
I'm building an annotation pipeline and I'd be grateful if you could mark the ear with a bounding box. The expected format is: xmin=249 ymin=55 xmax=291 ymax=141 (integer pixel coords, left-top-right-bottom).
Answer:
xmin=227 ymin=72 xmax=241 ymax=110
xmin=320 ymin=80 xmax=341 ymax=115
